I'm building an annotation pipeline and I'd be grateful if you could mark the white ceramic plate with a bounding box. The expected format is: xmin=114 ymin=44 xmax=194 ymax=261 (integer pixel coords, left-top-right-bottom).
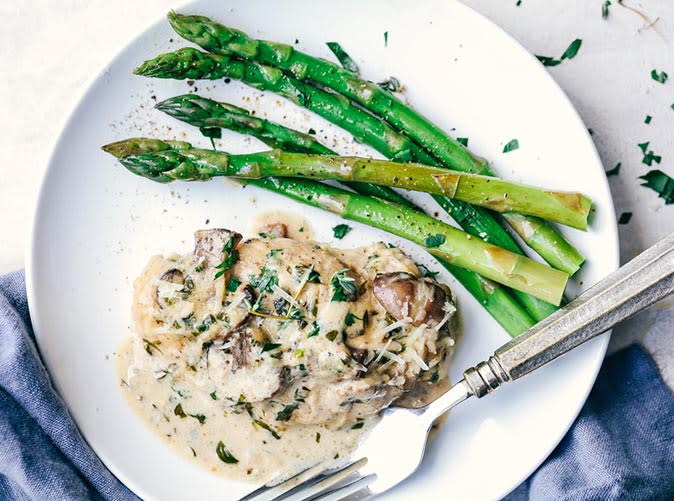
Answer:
xmin=27 ymin=0 xmax=618 ymax=499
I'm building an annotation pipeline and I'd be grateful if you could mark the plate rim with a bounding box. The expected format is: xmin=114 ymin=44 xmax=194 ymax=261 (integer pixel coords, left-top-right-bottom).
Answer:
xmin=25 ymin=0 xmax=620 ymax=498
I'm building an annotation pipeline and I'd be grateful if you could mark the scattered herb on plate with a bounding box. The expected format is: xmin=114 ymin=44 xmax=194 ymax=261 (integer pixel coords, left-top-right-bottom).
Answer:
xmin=605 ymin=162 xmax=621 ymax=177
xmin=651 ymin=69 xmax=668 ymax=84
xmin=618 ymin=212 xmax=632 ymax=224
xmin=332 ymin=223 xmax=352 ymax=239
xmin=326 ymin=42 xmax=359 ymax=74
xmin=503 ymin=139 xmax=520 ymax=153
xmin=639 ymin=170 xmax=674 ymax=204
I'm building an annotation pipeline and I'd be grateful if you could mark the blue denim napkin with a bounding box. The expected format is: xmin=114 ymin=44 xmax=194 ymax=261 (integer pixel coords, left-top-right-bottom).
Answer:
xmin=1 ymin=270 xmax=673 ymax=500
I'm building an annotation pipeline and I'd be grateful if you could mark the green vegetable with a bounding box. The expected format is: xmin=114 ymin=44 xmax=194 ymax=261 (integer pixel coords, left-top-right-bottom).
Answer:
xmin=332 ymin=224 xmax=352 ymax=239
xmin=155 ymin=15 xmax=586 ymax=271
xmin=330 ymin=269 xmax=358 ymax=302
xmin=351 ymin=421 xmax=365 ymax=430
xmin=103 ymin=138 xmax=592 ymax=229
xmin=457 ymin=137 xmax=469 ymax=147
xmin=326 ymin=42 xmax=359 ymax=74
xmin=384 ymin=31 xmax=388 ymax=47
xmin=502 ymin=139 xmax=520 ymax=153
xmin=639 ymin=170 xmax=674 ymax=204
xmin=651 ymin=69 xmax=668 ymax=84
xmin=216 ymin=441 xmax=239 ymax=464
xmin=645 ymin=115 xmax=652 ymax=124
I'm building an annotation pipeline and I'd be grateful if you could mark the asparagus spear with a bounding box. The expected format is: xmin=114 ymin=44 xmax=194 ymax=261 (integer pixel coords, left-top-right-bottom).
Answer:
xmin=102 ymin=137 xmax=568 ymax=305
xmin=102 ymin=133 xmax=590 ymax=228
xmin=166 ymin=12 xmax=587 ymax=272
xmin=157 ymin=94 xmax=557 ymax=320
xmin=135 ymin=47 xmax=586 ymax=271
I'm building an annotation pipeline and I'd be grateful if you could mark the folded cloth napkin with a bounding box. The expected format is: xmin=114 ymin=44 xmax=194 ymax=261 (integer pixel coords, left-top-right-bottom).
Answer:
xmin=1 ymin=270 xmax=673 ymax=500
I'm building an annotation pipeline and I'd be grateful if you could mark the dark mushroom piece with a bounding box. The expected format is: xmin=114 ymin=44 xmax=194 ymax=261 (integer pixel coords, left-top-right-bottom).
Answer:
xmin=372 ymin=272 xmax=451 ymax=327
xmin=160 ymin=268 xmax=184 ymax=283
xmin=194 ymin=228 xmax=242 ymax=267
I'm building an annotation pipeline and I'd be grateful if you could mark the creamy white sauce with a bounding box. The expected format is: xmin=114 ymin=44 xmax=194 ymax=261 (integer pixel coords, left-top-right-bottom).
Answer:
xmin=117 ymin=221 xmax=455 ymax=483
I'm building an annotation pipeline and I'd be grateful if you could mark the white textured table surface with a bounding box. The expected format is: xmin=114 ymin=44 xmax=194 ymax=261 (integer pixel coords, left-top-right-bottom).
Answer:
xmin=2 ymin=1 xmax=673 ymax=388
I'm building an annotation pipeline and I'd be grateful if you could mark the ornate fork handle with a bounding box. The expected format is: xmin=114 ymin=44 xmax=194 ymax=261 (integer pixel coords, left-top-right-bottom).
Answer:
xmin=461 ymin=231 xmax=674 ymax=398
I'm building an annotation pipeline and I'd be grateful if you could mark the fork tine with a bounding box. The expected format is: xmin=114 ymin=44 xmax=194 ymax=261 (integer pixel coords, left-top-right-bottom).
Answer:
xmin=280 ymin=457 xmax=368 ymax=501
xmin=239 ymin=461 xmax=334 ymax=501
xmin=312 ymin=474 xmax=376 ymax=501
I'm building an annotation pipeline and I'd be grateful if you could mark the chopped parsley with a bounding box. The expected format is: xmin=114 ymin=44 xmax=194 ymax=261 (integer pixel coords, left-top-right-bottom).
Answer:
xmin=384 ymin=31 xmax=388 ymax=47
xmin=295 ymin=265 xmax=321 ymax=284
xmin=378 ymin=76 xmax=403 ymax=92
xmin=174 ymin=403 xmax=205 ymax=424
xmin=250 ymin=267 xmax=279 ymax=293
xmin=536 ymin=39 xmax=582 ymax=67
xmin=344 ymin=311 xmax=361 ymax=327
xmin=561 ymin=39 xmax=582 ymax=60
xmin=216 ymin=441 xmax=239 ymax=464
xmin=605 ymin=162 xmax=621 ymax=177
xmin=307 ymin=321 xmax=320 ymax=338
xmin=210 ymin=391 xmax=217 ymax=400
xmin=325 ymin=330 xmax=339 ymax=342
xmin=502 ymin=138 xmax=520 ymax=153
xmin=214 ymin=236 xmax=239 ymax=280
xmin=326 ymin=42 xmax=359 ymax=74
xmin=645 ymin=115 xmax=652 ymax=124
xmin=602 ymin=0 xmax=611 ymax=19
xmin=638 ymin=142 xmax=662 ymax=166
xmin=639 ymin=170 xmax=674 ymax=204
xmin=424 ymin=234 xmax=446 ymax=248
xmin=267 ymin=248 xmax=282 ymax=258
xmin=330 ymin=269 xmax=358 ymax=302
xmin=316 ymin=432 xmax=321 ymax=443
xmin=618 ymin=212 xmax=633 ymax=224
xmin=457 ymin=137 xmax=469 ymax=147
xmin=351 ymin=420 xmax=365 ymax=430
xmin=174 ymin=403 xmax=187 ymax=418
xmin=262 ymin=343 xmax=282 ymax=352
xmin=651 ymin=69 xmax=668 ymax=84
xmin=536 ymin=55 xmax=561 ymax=67
xmin=276 ymin=403 xmax=299 ymax=421
xmin=332 ymin=223 xmax=352 ymax=239
xmin=226 ymin=276 xmax=241 ymax=292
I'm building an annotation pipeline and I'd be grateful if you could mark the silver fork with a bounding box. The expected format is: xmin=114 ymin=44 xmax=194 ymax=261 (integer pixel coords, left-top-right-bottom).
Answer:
xmin=240 ymin=231 xmax=674 ymax=501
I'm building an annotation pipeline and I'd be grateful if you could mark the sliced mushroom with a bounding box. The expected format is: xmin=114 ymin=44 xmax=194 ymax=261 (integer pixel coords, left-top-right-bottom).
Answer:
xmin=261 ymin=223 xmax=288 ymax=238
xmin=160 ymin=268 xmax=184 ymax=284
xmin=373 ymin=272 xmax=451 ymax=327
xmin=194 ymin=228 xmax=242 ymax=267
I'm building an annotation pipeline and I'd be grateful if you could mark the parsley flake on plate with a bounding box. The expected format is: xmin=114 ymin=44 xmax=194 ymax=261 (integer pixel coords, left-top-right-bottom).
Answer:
xmin=332 ymin=223 xmax=352 ymax=239
xmin=503 ymin=139 xmax=520 ymax=153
